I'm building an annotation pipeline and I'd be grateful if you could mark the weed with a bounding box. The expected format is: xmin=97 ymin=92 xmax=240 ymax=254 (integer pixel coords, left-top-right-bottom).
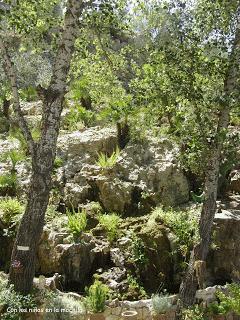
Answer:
xmin=67 ymin=207 xmax=87 ymax=239
xmin=0 ymin=197 xmax=24 ymax=226
xmin=98 ymin=213 xmax=121 ymax=242
xmin=96 ymin=147 xmax=120 ymax=169
xmin=0 ymin=173 xmax=18 ymax=196
xmin=64 ymin=104 xmax=95 ymax=130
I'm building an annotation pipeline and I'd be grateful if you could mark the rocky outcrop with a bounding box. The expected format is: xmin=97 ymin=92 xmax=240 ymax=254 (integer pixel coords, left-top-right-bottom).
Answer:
xmin=207 ymin=207 xmax=240 ymax=285
xmin=37 ymin=229 xmax=110 ymax=291
xmin=56 ymin=130 xmax=189 ymax=214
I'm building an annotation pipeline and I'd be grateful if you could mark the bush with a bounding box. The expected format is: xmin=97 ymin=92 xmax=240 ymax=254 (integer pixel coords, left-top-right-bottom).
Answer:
xmin=216 ymin=283 xmax=240 ymax=315
xmin=96 ymin=147 xmax=120 ymax=169
xmin=151 ymin=293 xmax=171 ymax=315
xmin=98 ymin=213 xmax=121 ymax=242
xmin=67 ymin=208 xmax=87 ymax=239
xmin=0 ymin=198 xmax=24 ymax=225
xmin=149 ymin=207 xmax=199 ymax=261
xmin=85 ymin=280 xmax=109 ymax=313
xmin=64 ymin=104 xmax=95 ymax=130
xmin=0 ymin=173 xmax=18 ymax=196
xmin=0 ymin=283 xmax=36 ymax=320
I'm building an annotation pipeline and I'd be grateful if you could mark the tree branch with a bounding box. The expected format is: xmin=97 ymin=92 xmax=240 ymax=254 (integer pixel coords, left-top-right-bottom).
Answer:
xmin=0 ymin=36 xmax=35 ymax=156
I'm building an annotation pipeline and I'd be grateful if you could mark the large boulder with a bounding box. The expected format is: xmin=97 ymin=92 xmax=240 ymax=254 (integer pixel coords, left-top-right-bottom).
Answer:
xmin=207 ymin=206 xmax=240 ymax=285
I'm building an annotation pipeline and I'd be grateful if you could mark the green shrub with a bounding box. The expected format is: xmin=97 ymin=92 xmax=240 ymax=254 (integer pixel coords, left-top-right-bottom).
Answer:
xmin=85 ymin=280 xmax=109 ymax=313
xmin=130 ymin=234 xmax=149 ymax=267
xmin=126 ymin=274 xmax=147 ymax=300
xmin=207 ymin=301 xmax=230 ymax=316
xmin=0 ymin=173 xmax=18 ymax=196
xmin=151 ymin=293 xmax=171 ymax=315
xmin=64 ymin=104 xmax=95 ymax=130
xmin=216 ymin=283 xmax=240 ymax=315
xmin=0 ymin=197 xmax=24 ymax=226
xmin=149 ymin=207 xmax=199 ymax=261
xmin=67 ymin=208 xmax=87 ymax=239
xmin=0 ymin=283 xmax=36 ymax=320
xmin=96 ymin=147 xmax=120 ymax=169
xmin=98 ymin=213 xmax=121 ymax=242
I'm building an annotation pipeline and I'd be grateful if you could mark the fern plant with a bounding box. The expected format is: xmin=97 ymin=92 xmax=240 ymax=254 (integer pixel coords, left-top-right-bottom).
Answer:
xmin=67 ymin=207 xmax=87 ymax=239
xmin=98 ymin=213 xmax=121 ymax=242
xmin=0 ymin=173 xmax=18 ymax=196
xmin=0 ymin=149 xmax=26 ymax=172
xmin=96 ymin=147 xmax=120 ymax=169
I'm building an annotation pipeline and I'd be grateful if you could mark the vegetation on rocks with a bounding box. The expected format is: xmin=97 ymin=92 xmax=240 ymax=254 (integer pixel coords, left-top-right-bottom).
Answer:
xmin=0 ymin=0 xmax=240 ymax=319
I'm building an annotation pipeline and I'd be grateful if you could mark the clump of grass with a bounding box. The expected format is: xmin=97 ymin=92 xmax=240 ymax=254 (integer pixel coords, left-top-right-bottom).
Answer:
xmin=98 ymin=213 xmax=121 ymax=242
xmin=96 ymin=147 xmax=120 ymax=169
xmin=0 ymin=197 xmax=24 ymax=225
xmin=0 ymin=173 xmax=18 ymax=196
xmin=67 ymin=207 xmax=87 ymax=239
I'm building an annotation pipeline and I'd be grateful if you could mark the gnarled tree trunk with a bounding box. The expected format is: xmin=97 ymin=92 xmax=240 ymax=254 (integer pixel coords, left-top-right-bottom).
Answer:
xmin=0 ymin=0 xmax=89 ymax=294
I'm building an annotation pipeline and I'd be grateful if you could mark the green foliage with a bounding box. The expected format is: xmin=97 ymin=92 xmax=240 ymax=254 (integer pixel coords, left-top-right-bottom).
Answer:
xmin=67 ymin=207 xmax=87 ymax=239
xmin=0 ymin=197 xmax=24 ymax=225
xmin=151 ymin=293 xmax=171 ymax=315
xmin=125 ymin=274 xmax=147 ymax=300
xmin=149 ymin=207 xmax=199 ymax=261
xmin=182 ymin=305 xmax=206 ymax=320
xmin=19 ymin=86 xmax=38 ymax=102
xmin=216 ymin=283 xmax=240 ymax=315
xmin=98 ymin=213 xmax=121 ymax=242
xmin=53 ymin=156 xmax=64 ymax=170
xmin=130 ymin=233 xmax=149 ymax=267
xmin=85 ymin=280 xmax=109 ymax=313
xmin=207 ymin=301 xmax=230 ymax=316
xmin=0 ymin=282 xmax=36 ymax=320
xmin=63 ymin=104 xmax=95 ymax=130
xmin=96 ymin=147 xmax=120 ymax=169
xmin=0 ymin=173 xmax=18 ymax=196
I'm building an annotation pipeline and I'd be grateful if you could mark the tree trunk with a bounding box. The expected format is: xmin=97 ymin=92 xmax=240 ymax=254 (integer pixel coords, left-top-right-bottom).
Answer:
xmin=0 ymin=0 xmax=88 ymax=294
xmin=177 ymin=6 xmax=240 ymax=310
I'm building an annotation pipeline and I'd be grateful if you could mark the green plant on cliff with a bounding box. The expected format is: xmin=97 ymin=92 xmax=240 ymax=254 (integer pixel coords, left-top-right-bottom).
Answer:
xmin=216 ymin=283 xmax=240 ymax=315
xmin=85 ymin=280 xmax=109 ymax=313
xmin=150 ymin=207 xmax=199 ymax=262
xmin=0 ymin=173 xmax=18 ymax=196
xmin=98 ymin=212 xmax=121 ymax=242
xmin=0 ymin=197 xmax=24 ymax=226
xmin=96 ymin=147 xmax=120 ymax=169
xmin=67 ymin=207 xmax=87 ymax=239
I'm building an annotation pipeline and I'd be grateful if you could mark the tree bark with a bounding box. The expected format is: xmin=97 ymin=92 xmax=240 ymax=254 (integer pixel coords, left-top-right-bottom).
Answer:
xmin=0 ymin=0 xmax=89 ymax=294
xmin=177 ymin=6 xmax=240 ymax=311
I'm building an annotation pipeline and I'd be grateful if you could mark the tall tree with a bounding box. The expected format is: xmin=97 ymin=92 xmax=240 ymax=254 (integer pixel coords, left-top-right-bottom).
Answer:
xmin=178 ymin=2 xmax=240 ymax=309
xmin=0 ymin=0 xmax=91 ymax=294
